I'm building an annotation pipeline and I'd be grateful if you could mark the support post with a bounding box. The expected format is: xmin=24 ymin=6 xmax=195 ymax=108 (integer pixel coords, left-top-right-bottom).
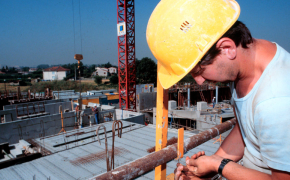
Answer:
xmin=213 ymin=117 xmax=223 ymax=145
xmin=187 ymin=88 xmax=190 ymax=109
xmin=216 ymin=86 xmax=218 ymax=104
xmin=17 ymin=86 xmax=20 ymax=101
xmin=4 ymin=79 xmax=6 ymax=93
xmin=28 ymin=90 xmax=31 ymax=99
xmin=155 ymin=63 xmax=169 ymax=180
xmin=176 ymin=128 xmax=184 ymax=160
xmin=58 ymin=105 xmax=66 ymax=135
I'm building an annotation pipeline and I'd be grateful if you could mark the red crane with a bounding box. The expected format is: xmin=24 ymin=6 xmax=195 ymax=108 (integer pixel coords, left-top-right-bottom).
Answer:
xmin=117 ymin=0 xmax=136 ymax=111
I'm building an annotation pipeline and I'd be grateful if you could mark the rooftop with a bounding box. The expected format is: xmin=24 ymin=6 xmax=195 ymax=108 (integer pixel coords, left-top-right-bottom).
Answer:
xmin=43 ymin=66 xmax=70 ymax=72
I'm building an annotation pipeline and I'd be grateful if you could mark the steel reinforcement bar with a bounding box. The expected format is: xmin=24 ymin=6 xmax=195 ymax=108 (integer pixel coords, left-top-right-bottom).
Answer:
xmin=90 ymin=118 xmax=236 ymax=180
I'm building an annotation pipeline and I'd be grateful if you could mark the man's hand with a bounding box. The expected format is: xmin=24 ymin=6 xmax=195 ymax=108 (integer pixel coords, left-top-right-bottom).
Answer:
xmin=184 ymin=151 xmax=205 ymax=173
xmin=186 ymin=152 xmax=222 ymax=177
xmin=174 ymin=163 xmax=202 ymax=180
xmin=174 ymin=163 xmax=217 ymax=179
xmin=174 ymin=151 xmax=206 ymax=180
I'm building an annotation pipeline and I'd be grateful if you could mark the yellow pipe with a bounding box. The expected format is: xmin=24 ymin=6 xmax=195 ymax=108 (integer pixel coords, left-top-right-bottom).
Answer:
xmin=155 ymin=62 xmax=169 ymax=180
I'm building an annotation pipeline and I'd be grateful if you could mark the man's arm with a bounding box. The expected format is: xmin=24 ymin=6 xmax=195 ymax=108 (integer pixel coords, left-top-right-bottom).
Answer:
xmin=175 ymin=119 xmax=245 ymax=180
xmin=221 ymin=162 xmax=290 ymax=180
xmin=184 ymin=112 xmax=290 ymax=179
xmin=214 ymin=120 xmax=245 ymax=162
xmin=215 ymin=105 xmax=245 ymax=161
xmin=187 ymin=155 xmax=290 ymax=180
xmin=175 ymin=125 xmax=290 ymax=180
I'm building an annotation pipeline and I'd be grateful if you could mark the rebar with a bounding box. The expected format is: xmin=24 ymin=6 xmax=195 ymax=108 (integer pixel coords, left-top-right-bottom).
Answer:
xmin=111 ymin=120 xmax=123 ymax=169
xmin=17 ymin=124 xmax=23 ymax=140
xmin=96 ymin=125 xmax=111 ymax=172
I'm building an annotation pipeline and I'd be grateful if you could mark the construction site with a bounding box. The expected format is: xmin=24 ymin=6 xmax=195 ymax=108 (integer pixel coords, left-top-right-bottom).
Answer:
xmin=0 ymin=0 xmax=238 ymax=179
xmin=0 ymin=0 xmax=237 ymax=179
xmin=3 ymin=0 xmax=288 ymax=179
xmin=0 ymin=79 xmax=236 ymax=180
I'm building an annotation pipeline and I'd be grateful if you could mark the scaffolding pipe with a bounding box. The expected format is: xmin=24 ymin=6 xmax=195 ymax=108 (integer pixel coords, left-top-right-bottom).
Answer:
xmin=187 ymin=88 xmax=190 ymax=108
xmin=91 ymin=118 xmax=236 ymax=180
xmin=216 ymin=86 xmax=218 ymax=104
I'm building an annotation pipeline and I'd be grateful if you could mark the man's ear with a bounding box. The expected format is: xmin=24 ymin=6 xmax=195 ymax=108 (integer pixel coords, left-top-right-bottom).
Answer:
xmin=216 ymin=37 xmax=237 ymax=60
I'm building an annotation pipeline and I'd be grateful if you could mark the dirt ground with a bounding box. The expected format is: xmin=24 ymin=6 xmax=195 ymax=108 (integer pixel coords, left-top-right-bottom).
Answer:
xmin=80 ymin=78 xmax=109 ymax=84
xmin=0 ymin=79 xmax=117 ymax=93
xmin=0 ymin=83 xmax=30 ymax=92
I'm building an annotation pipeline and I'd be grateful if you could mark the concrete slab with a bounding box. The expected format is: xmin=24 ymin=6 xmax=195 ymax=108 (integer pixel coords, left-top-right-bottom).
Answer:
xmin=0 ymin=112 xmax=76 ymax=144
xmin=0 ymin=109 xmax=18 ymax=123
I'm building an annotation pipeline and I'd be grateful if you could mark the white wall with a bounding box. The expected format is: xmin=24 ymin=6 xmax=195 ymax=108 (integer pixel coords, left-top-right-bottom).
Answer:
xmin=109 ymin=68 xmax=117 ymax=74
xmin=56 ymin=71 xmax=67 ymax=80
xmin=43 ymin=71 xmax=68 ymax=80
xmin=97 ymin=69 xmax=108 ymax=77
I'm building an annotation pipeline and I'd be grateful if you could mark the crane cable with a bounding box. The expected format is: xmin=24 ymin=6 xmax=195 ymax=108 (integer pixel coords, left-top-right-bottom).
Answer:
xmin=78 ymin=0 xmax=83 ymax=54
xmin=72 ymin=0 xmax=76 ymax=54
xmin=71 ymin=0 xmax=83 ymax=54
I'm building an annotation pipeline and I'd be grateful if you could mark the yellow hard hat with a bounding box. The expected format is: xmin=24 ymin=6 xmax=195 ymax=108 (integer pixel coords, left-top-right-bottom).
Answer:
xmin=146 ymin=0 xmax=240 ymax=89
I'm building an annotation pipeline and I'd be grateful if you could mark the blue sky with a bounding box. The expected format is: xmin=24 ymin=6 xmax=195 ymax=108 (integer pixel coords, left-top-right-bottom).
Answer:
xmin=0 ymin=0 xmax=289 ymax=67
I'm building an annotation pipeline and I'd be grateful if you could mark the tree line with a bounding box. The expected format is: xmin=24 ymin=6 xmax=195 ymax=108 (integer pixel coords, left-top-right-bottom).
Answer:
xmin=1 ymin=57 xmax=196 ymax=86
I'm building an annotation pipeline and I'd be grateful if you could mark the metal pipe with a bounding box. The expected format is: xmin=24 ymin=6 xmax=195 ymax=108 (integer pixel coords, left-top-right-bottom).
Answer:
xmin=216 ymin=86 xmax=218 ymax=104
xmin=91 ymin=118 xmax=236 ymax=180
xmin=187 ymin=88 xmax=190 ymax=108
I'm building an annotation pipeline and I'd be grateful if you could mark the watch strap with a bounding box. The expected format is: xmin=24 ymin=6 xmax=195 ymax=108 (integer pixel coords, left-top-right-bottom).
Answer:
xmin=218 ymin=158 xmax=233 ymax=175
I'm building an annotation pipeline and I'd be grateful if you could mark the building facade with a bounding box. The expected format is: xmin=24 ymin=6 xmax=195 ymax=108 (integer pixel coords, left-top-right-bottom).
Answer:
xmin=108 ymin=67 xmax=117 ymax=74
xmin=29 ymin=68 xmax=37 ymax=73
xmin=92 ymin=67 xmax=108 ymax=77
xmin=43 ymin=66 xmax=70 ymax=81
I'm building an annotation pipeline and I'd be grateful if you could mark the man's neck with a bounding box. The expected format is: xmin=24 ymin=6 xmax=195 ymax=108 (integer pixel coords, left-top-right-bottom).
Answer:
xmin=234 ymin=39 xmax=277 ymax=98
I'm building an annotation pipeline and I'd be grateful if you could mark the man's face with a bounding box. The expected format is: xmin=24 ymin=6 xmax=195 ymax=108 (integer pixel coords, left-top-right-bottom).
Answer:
xmin=190 ymin=55 xmax=236 ymax=85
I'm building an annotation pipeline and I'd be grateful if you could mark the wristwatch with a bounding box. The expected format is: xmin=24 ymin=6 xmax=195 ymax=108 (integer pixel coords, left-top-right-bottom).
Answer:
xmin=218 ymin=159 xmax=233 ymax=176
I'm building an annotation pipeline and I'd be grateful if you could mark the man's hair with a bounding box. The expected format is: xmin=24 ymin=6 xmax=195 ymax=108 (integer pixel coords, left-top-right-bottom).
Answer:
xmin=200 ymin=21 xmax=253 ymax=66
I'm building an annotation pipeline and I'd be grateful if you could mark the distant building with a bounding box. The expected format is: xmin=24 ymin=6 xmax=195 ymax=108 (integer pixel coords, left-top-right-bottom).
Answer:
xmin=13 ymin=66 xmax=21 ymax=71
xmin=92 ymin=67 xmax=108 ymax=77
xmin=108 ymin=67 xmax=117 ymax=74
xmin=43 ymin=66 xmax=70 ymax=81
xmin=18 ymin=71 xmax=29 ymax=75
xmin=29 ymin=68 xmax=37 ymax=73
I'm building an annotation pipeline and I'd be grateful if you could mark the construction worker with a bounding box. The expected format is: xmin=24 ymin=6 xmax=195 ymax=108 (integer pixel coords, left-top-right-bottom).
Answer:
xmin=92 ymin=106 xmax=99 ymax=124
xmin=75 ymin=105 xmax=80 ymax=124
xmin=146 ymin=0 xmax=290 ymax=179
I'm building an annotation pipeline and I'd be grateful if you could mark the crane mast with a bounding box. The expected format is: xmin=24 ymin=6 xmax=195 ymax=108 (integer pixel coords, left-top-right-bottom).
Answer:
xmin=117 ymin=0 xmax=136 ymax=111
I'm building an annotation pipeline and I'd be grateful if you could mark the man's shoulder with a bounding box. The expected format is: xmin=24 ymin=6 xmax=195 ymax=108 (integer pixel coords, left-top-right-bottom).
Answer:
xmin=253 ymin=44 xmax=290 ymax=105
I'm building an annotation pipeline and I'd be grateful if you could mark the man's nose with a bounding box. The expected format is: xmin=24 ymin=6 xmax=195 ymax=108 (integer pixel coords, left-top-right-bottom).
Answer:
xmin=193 ymin=76 xmax=205 ymax=85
